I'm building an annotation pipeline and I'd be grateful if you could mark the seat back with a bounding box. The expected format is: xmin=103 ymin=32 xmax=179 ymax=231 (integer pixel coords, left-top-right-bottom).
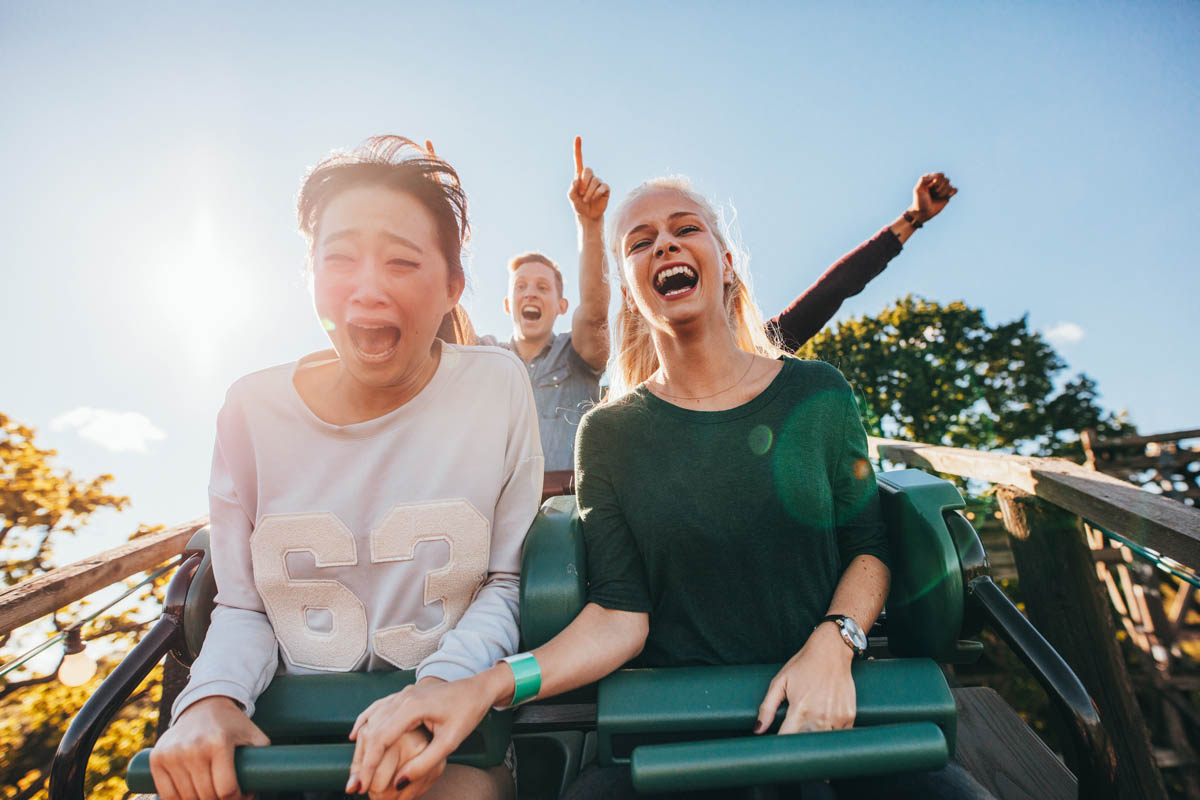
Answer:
xmin=876 ymin=469 xmax=986 ymax=662
xmin=519 ymin=494 xmax=587 ymax=650
xmin=180 ymin=528 xmax=216 ymax=664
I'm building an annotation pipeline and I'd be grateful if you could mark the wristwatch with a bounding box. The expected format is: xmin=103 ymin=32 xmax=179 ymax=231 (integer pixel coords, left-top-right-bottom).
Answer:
xmin=819 ymin=614 xmax=868 ymax=658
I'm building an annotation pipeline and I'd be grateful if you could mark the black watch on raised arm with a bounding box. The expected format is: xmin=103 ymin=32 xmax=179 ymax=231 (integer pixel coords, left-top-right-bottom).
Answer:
xmin=819 ymin=614 xmax=868 ymax=658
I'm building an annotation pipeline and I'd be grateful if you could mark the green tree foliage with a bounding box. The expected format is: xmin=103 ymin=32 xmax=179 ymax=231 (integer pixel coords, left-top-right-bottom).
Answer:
xmin=796 ymin=296 xmax=1134 ymax=457
xmin=1 ymin=413 xmax=165 ymax=800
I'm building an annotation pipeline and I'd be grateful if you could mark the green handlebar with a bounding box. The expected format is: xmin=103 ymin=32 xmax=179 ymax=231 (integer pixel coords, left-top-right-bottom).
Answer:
xmin=631 ymin=721 xmax=949 ymax=794
xmin=126 ymin=734 xmax=506 ymax=795
xmin=127 ymin=745 xmax=357 ymax=794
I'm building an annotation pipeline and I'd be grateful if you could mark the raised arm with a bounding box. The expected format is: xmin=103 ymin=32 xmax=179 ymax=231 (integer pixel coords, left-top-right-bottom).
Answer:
xmin=569 ymin=136 xmax=611 ymax=371
xmin=769 ymin=173 xmax=957 ymax=351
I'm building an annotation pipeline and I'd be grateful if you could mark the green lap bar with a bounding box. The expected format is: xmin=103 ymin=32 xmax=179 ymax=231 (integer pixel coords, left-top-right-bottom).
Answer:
xmin=631 ymin=721 xmax=949 ymax=794
xmin=126 ymin=672 xmax=511 ymax=794
xmin=597 ymin=659 xmax=956 ymax=765
xmin=129 ymin=745 xmax=361 ymax=794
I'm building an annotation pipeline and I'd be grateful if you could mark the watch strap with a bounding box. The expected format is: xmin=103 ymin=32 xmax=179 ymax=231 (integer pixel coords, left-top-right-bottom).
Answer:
xmin=819 ymin=614 xmax=865 ymax=657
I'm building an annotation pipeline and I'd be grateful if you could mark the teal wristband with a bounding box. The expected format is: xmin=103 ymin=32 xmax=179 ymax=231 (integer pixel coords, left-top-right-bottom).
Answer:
xmin=500 ymin=652 xmax=542 ymax=707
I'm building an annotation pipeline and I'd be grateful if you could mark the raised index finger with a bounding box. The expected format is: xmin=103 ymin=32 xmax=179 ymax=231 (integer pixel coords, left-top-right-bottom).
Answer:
xmin=574 ymin=136 xmax=583 ymax=177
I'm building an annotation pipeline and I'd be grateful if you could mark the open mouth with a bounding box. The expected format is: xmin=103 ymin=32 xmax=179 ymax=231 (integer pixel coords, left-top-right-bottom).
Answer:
xmin=520 ymin=304 xmax=542 ymax=321
xmin=346 ymin=322 xmax=401 ymax=360
xmin=654 ymin=265 xmax=699 ymax=298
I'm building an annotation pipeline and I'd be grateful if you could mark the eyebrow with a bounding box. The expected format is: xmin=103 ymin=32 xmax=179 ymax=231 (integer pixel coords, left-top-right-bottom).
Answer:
xmin=623 ymin=212 xmax=702 ymax=242
xmin=321 ymin=228 xmax=424 ymax=254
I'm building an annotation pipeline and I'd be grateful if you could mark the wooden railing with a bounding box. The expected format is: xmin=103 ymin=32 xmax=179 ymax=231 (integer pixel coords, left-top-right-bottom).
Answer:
xmin=0 ymin=518 xmax=207 ymax=636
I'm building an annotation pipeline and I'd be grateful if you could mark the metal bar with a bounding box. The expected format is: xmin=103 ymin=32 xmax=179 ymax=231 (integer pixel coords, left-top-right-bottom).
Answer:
xmin=968 ymin=575 xmax=1117 ymax=800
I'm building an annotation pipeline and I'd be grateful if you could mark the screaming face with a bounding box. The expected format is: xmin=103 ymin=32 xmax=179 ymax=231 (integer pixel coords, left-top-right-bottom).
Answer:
xmin=312 ymin=185 xmax=463 ymax=388
xmin=506 ymin=260 xmax=567 ymax=340
xmin=617 ymin=187 xmax=732 ymax=330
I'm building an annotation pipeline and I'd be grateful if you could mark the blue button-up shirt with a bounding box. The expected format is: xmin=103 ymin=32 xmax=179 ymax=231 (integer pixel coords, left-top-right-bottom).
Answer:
xmin=478 ymin=332 xmax=602 ymax=471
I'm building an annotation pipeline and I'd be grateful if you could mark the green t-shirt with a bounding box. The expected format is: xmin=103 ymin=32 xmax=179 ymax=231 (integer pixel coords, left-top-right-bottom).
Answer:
xmin=575 ymin=357 xmax=888 ymax=668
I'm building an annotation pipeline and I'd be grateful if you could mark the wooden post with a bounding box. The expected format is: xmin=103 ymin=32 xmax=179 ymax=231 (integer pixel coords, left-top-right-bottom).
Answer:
xmin=997 ymin=486 xmax=1167 ymax=800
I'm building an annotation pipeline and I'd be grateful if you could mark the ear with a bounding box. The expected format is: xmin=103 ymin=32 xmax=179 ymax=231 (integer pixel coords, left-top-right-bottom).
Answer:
xmin=558 ymin=297 xmax=569 ymax=315
xmin=447 ymin=271 xmax=466 ymax=311
xmin=723 ymin=251 xmax=735 ymax=285
xmin=503 ymin=296 xmax=511 ymax=314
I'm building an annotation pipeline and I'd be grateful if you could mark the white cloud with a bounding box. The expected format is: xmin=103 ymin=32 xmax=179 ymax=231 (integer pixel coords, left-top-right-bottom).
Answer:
xmin=50 ymin=407 xmax=167 ymax=453
xmin=1044 ymin=321 xmax=1085 ymax=347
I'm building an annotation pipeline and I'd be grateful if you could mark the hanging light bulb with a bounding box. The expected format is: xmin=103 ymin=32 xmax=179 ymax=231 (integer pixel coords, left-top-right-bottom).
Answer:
xmin=58 ymin=628 xmax=96 ymax=687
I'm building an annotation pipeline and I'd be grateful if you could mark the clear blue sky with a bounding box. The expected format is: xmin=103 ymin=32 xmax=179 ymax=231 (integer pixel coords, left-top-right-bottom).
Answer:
xmin=2 ymin=1 xmax=1198 ymax=561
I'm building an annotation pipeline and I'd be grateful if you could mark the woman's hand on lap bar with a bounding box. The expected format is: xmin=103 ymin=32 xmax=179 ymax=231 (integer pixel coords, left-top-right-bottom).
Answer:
xmin=754 ymin=622 xmax=857 ymax=734
xmin=149 ymin=696 xmax=270 ymax=800
xmin=348 ymin=673 xmax=505 ymax=798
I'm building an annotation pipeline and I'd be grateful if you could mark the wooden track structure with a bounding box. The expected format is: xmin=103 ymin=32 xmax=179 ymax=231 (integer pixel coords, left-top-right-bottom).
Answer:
xmin=1080 ymin=428 xmax=1200 ymax=797
xmin=3 ymin=442 xmax=1200 ymax=799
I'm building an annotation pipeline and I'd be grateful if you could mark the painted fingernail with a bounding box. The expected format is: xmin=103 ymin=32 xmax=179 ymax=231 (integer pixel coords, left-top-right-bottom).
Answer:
xmin=753 ymin=720 xmax=765 ymax=733
xmin=396 ymin=777 xmax=410 ymax=790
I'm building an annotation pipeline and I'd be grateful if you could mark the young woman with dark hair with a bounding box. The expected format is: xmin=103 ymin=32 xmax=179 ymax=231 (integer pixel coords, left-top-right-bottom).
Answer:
xmin=149 ymin=136 xmax=540 ymax=800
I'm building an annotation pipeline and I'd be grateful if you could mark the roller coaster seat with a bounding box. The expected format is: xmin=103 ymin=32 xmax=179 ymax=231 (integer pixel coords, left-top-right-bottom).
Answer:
xmin=58 ymin=468 xmax=1059 ymax=799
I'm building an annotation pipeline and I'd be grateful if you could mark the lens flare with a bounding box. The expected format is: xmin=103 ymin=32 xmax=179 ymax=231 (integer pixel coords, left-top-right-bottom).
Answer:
xmin=748 ymin=425 xmax=773 ymax=456
xmin=321 ymin=317 xmax=337 ymax=331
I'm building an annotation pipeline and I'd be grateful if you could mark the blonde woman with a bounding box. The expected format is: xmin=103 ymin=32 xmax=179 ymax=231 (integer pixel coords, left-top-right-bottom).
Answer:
xmin=354 ymin=178 xmax=987 ymax=799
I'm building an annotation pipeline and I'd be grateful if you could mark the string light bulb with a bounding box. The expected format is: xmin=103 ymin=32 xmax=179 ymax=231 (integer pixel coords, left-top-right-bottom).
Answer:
xmin=58 ymin=628 xmax=96 ymax=687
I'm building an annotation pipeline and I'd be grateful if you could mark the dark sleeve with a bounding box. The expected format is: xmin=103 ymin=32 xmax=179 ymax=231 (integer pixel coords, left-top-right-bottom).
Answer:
xmin=575 ymin=412 xmax=652 ymax=613
xmin=768 ymin=227 xmax=902 ymax=352
xmin=832 ymin=387 xmax=890 ymax=571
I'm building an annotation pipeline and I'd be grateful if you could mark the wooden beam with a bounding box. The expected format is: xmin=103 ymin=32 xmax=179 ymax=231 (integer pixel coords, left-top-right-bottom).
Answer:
xmin=997 ymin=487 xmax=1166 ymax=800
xmin=869 ymin=437 xmax=1200 ymax=567
xmin=0 ymin=517 xmax=207 ymax=635
xmin=1090 ymin=429 xmax=1200 ymax=449
xmin=952 ymin=687 xmax=1076 ymax=800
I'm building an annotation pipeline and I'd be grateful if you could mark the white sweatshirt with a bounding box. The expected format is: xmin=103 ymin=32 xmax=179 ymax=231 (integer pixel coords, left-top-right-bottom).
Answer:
xmin=172 ymin=343 xmax=543 ymax=722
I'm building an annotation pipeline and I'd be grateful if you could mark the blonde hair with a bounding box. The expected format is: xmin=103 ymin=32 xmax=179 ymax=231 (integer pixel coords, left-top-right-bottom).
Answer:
xmin=606 ymin=177 xmax=782 ymax=399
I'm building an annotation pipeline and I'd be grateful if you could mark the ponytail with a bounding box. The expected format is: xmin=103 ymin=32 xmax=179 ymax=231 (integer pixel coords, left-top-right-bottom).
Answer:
xmin=437 ymin=304 xmax=477 ymax=345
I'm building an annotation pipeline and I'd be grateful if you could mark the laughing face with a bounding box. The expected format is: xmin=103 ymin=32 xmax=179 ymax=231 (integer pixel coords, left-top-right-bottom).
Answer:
xmin=505 ymin=261 xmax=567 ymax=341
xmin=616 ymin=188 xmax=733 ymax=331
xmin=312 ymin=184 xmax=463 ymax=389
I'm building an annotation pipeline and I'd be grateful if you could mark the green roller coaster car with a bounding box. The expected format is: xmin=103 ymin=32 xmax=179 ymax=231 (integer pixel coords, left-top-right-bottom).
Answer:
xmin=50 ymin=469 xmax=1111 ymax=799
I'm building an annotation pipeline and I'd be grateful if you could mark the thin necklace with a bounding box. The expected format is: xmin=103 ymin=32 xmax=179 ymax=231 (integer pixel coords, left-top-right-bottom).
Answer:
xmin=651 ymin=355 xmax=756 ymax=401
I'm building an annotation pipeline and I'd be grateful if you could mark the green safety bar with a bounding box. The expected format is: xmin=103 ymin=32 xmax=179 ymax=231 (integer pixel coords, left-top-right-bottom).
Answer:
xmin=631 ymin=722 xmax=948 ymax=794
xmin=597 ymin=660 xmax=954 ymax=793
xmin=126 ymin=672 xmax=511 ymax=793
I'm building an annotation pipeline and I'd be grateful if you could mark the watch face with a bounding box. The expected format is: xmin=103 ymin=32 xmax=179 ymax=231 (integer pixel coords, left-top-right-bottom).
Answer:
xmin=842 ymin=617 xmax=868 ymax=651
